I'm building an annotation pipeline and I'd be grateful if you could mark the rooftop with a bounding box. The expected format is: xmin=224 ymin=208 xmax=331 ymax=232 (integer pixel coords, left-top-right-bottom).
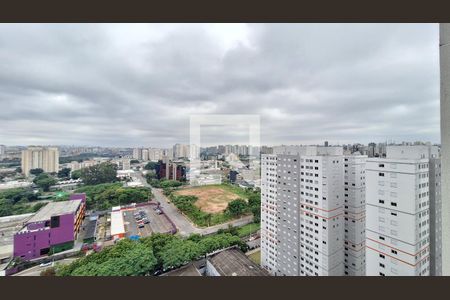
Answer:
xmin=207 ymin=248 xmax=268 ymax=276
xmin=27 ymin=199 xmax=82 ymax=223
xmin=83 ymin=217 xmax=98 ymax=241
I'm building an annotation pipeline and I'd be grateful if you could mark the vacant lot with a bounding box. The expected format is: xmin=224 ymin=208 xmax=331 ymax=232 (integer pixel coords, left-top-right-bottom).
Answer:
xmin=174 ymin=185 xmax=245 ymax=214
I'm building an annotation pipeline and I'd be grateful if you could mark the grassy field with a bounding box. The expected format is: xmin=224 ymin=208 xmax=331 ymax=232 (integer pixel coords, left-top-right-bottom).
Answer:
xmin=174 ymin=184 xmax=247 ymax=214
xmin=247 ymin=250 xmax=261 ymax=265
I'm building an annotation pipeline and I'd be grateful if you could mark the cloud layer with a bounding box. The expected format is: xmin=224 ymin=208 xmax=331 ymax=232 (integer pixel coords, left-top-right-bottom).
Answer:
xmin=0 ymin=24 xmax=440 ymax=147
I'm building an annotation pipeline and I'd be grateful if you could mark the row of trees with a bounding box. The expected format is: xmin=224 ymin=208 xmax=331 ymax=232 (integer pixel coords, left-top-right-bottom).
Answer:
xmin=56 ymin=232 xmax=246 ymax=276
xmin=74 ymin=183 xmax=152 ymax=210
xmin=0 ymin=188 xmax=45 ymax=217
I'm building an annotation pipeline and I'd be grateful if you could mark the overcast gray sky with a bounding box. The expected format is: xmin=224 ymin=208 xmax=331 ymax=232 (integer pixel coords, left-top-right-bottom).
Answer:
xmin=0 ymin=24 xmax=440 ymax=147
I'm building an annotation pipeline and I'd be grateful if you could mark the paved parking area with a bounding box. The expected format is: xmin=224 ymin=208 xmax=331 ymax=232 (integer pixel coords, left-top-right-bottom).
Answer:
xmin=123 ymin=205 xmax=173 ymax=238
xmin=141 ymin=206 xmax=173 ymax=234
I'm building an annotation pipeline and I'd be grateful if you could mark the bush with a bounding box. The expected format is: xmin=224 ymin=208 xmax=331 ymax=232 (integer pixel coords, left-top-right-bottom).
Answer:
xmin=0 ymin=188 xmax=44 ymax=217
xmin=75 ymin=183 xmax=152 ymax=210
xmin=80 ymin=162 xmax=117 ymax=185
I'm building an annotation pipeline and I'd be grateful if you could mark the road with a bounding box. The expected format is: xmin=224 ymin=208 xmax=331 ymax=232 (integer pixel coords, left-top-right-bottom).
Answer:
xmin=135 ymin=171 xmax=254 ymax=236
xmin=13 ymin=258 xmax=78 ymax=276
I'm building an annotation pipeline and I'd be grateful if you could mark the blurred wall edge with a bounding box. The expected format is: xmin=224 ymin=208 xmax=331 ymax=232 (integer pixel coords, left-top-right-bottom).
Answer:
xmin=440 ymin=23 xmax=450 ymax=276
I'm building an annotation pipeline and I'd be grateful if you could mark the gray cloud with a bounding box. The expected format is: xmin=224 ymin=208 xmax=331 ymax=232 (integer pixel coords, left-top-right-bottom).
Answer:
xmin=0 ymin=24 xmax=440 ymax=147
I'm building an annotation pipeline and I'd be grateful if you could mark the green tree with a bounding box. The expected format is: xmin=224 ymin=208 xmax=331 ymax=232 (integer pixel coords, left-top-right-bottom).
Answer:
xmin=80 ymin=162 xmax=118 ymax=185
xmin=75 ymin=183 xmax=151 ymax=210
xmin=58 ymin=239 xmax=157 ymax=276
xmin=29 ymin=168 xmax=44 ymax=176
xmin=160 ymin=239 xmax=201 ymax=270
xmin=226 ymin=199 xmax=248 ymax=217
xmin=248 ymin=193 xmax=261 ymax=222
xmin=33 ymin=173 xmax=57 ymax=192
xmin=71 ymin=169 xmax=82 ymax=180
xmin=144 ymin=162 xmax=158 ymax=170
xmin=57 ymin=167 xmax=71 ymax=179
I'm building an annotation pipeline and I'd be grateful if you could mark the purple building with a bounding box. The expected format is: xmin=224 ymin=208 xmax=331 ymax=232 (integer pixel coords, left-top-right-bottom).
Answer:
xmin=13 ymin=193 xmax=86 ymax=261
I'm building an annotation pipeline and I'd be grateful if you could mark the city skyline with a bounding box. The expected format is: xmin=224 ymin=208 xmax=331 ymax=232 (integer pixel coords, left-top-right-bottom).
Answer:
xmin=0 ymin=24 xmax=440 ymax=147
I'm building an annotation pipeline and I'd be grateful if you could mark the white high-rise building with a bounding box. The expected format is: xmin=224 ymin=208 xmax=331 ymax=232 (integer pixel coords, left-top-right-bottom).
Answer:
xmin=122 ymin=158 xmax=131 ymax=170
xmin=365 ymin=145 xmax=437 ymax=276
xmin=173 ymin=144 xmax=190 ymax=159
xmin=261 ymin=146 xmax=345 ymax=276
xmin=21 ymin=146 xmax=59 ymax=176
xmin=148 ymin=148 xmax=160 ymax=161
xmin=142 ymin=149 xmax=149 ymax=161
xmin=429 ymin=157 xmax=442 ymax=276
xmin=133 ymin=148 xmax=142 ymax=160
xmin=343 ymin=154 xmax=367 ymax=276
xmin=261 ymin=154 xmax=278 ymax=273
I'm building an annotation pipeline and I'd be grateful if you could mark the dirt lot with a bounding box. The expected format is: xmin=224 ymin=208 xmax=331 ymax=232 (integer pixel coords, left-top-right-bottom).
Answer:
xmin=174 ymin=185 xmax=243 ymax=214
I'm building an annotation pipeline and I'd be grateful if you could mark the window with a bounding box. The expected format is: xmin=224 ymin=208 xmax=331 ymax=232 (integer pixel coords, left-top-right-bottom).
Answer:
xmin=40 ymin=248 xmax=50 ymax=255
xmin=379 ymin=199 xmax=385 ymax=204
xmin=391 ymin=202 xmax=397 ymax=207
xmin=50 ymin=216 xmax=60 ymax=228
xmin=379 ymin=164 xmax=385 ymax=168
xmin=391 ymin=249 xmax=398 ymax=255
xmin=379 ymin=172 xmax=385 ymax=177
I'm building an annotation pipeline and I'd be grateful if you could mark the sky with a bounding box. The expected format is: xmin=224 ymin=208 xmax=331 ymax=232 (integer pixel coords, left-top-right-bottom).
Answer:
xmin=0 ymin=24 xmax=440 ymax=148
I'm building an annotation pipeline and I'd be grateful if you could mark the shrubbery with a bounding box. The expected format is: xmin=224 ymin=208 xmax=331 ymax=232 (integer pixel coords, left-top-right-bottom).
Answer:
xmin=167 ymin=184 xmax=261 ymax=227
xmin=0 ymin=188 xmax=45 ymax=217
xmin=75 ymin=183 xmax=152 ymax=210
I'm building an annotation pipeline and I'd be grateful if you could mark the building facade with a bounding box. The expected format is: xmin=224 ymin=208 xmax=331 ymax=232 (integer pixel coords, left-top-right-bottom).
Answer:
xmin=260 ymin=154 xmax=278 ymax=274
xmin=365 ymin=146 xmax=436 ymax=276
xmin=21 ymin=146 xmax=59 ymax=176
xmin=429 ymin=157 xmax=442 ymax=276
xmin=261 ymin=146 xmax=345 ymax=276
xmin=13 ymin=193 xmax=86 ymax=261
xmin=343 ymin=154 xmax=367 ymax=275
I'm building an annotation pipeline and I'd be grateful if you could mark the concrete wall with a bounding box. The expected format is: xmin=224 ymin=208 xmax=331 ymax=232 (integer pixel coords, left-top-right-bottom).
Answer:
xmin=440 ymin=23 xmax=450 ymax=276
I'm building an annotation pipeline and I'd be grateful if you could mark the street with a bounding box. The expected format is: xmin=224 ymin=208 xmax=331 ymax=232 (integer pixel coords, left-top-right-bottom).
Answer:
xmin=150 ymin=183 xmax=254 ymax=236
xmin=13 ymin=258 xmax=78 ymax=276
xmin=135 ymin=171 xmax=254 ymax=236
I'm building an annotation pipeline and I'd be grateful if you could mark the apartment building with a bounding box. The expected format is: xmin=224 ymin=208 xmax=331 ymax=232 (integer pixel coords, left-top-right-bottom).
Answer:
xmin=142 ymin=149 xmax=149 ymax=161
xmin=429 ymin=157 xmax=442 ymax=276
xmin=365 ymin=145 xmax=438 ymax=276
xmin=343 ymin=154 xmax=367 ymax=275
xmin=260 ymin=154 xmax=278 ymax=273
xmin=132 ymin=148 xmax=142 ymax=160
xmin=21 ymin=146 xmax=59 ymax=176
xmin=261 ymin=146 xmax=345 ymax=276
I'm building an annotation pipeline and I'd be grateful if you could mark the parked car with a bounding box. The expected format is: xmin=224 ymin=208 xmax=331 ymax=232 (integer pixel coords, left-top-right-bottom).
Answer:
xmin=138 ymin=223 xmax=145 ymax=228
xmin=155 ymin=209 xmax=162 ymax=215
xmin=39 ymin=261 xmax=53 ymax=267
